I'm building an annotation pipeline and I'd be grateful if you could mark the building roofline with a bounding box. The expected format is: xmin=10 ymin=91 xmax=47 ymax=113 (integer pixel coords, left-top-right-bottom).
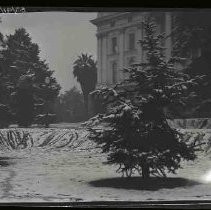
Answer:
xmin=90 ymin=11 xmax=169 ymax=26
xmin=90 ymin=12 xmax=133 ymax=26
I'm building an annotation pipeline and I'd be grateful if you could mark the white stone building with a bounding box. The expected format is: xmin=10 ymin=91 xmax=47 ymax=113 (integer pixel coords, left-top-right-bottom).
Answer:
xmin=91 ymin=12 xmax=173 ymax=87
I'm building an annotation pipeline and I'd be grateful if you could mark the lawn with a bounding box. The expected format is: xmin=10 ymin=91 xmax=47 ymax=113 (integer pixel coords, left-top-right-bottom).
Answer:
xmin=0 ymin=125 xmax=211 ymax=202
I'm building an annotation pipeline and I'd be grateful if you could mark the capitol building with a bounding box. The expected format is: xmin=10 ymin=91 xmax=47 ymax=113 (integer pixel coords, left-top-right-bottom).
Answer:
xmin=91 ymin=12 xmax=173 ymax=87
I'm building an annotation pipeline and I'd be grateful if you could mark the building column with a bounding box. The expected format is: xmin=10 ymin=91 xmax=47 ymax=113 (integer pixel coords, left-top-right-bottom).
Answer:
xmin=97 ymin=35 xmax=102 ymax=85
xmin=119 ymin=28 xmax=125 ymax=81
xmin=165 ymin=12 xmax=172 ymax=60
xmin=106 ymin=35 xmax=112 ymax=85
xmin=101 ymin=34 xmax=107 ymax=85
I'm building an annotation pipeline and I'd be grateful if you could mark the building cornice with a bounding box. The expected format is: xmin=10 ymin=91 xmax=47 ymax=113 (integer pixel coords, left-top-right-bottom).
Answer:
xmin=96 ymin=21 xmax=143 ymax=38
xmin=91 ymin=12 xmax=137 ymax=26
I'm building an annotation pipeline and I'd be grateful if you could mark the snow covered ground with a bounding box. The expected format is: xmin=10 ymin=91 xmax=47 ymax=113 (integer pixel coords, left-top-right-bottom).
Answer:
xmin=0 ymin=125 xmax=211 ymax=202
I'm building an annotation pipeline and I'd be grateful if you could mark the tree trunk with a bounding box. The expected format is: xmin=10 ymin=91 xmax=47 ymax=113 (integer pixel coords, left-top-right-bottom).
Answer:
xmin=142 ymin=163 xmax=150 ymax=179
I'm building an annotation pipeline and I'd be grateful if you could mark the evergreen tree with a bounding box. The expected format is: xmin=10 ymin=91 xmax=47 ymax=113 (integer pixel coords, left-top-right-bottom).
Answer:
xmin=1 ymin=28 xmax=60 ymax=127
xmin=89 ymin=19 xmax=203 ymax=179
xmin=172 ymin=12 xmax=211 ymax=117
xmin=0 ymin=33 xmax=14 ymax=127
xmin=2 ymin=28 xmax=40 ymax=86
xmin=34 ymin=75 xmax=59 ymax=127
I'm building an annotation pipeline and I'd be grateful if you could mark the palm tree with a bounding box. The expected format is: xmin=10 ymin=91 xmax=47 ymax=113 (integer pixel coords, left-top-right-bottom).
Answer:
xmin=73 ymin=53 xmax=97 ymax=118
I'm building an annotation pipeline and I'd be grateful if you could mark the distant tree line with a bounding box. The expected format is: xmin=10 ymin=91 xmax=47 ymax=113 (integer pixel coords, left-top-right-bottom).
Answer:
xmin=54 ymin=87 xmax=86 ymax=123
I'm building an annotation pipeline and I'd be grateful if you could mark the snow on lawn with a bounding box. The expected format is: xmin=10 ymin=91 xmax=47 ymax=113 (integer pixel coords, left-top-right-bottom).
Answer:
xmin=0 ymin=126 xmax=211 ymax=202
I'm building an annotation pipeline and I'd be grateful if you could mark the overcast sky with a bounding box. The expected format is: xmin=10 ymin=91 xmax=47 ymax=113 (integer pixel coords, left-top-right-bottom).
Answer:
xmin=0 ymin=12 xmax=97 ymax=93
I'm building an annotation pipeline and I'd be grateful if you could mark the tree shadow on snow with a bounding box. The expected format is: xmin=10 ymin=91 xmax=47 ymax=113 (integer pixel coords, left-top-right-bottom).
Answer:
xmin=89 ymin=177 xmax=200 ymax=191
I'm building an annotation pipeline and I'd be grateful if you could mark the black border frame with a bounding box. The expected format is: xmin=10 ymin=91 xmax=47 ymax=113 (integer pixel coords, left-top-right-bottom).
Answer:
xmin=1 ymin=1 xmax=211 ymax=208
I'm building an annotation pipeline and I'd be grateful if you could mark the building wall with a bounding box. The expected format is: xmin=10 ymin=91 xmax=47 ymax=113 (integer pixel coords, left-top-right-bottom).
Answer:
xmin=91 ymin=12 xmax=173 ymax=87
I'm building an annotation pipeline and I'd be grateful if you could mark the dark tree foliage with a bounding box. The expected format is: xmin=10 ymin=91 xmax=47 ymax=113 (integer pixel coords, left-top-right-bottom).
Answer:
xmin=73 ymin=53 xmax=97 ymax=118
xmin=172 ymin=12 xmax=211 ymax=58
xmin=88 ymin=19 xmax=203 ymax=179
xmin=0 ymin=34 xmax=14 ymax=128
xmin=54 ymin=87 xmax=86 ymax=123
xmin=172 ymin=12 xmax=211 ymax=117
xmin=33 ymin=74 xmax=60 ymax=127
xmin=0 ymin=28 xmax=60 ymax=127
xmin=0 ymin=104 xmax=13 ymax=128
xmin=35 ymin=113 xmax=56 ymax=128
xmin=2 ymin=28 xmax=40 ymax=86
xmin=16 ymin=74 xmax=34 ymax=127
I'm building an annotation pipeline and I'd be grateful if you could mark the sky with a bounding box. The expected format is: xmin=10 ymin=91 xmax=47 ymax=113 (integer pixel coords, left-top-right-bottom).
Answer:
xmin=0 ymin=12 xmax=97 ymax=93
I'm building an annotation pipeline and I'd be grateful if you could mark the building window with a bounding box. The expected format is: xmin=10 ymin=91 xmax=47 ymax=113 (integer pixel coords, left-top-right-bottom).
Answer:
xmin=128 ymin=33 xmax=135 ymax=50
xmin=112 ymin=61 xmax=118 ymax=84
xmin=111 ymin=37 xmax=118 ymax=54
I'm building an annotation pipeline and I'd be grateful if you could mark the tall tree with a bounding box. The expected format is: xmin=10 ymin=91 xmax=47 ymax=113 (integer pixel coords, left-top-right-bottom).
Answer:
xmin=0 ymin=32 xmax=14 ymax=127
xmin=73 ymin=53 xmax=97 ymax=118
xmin=89 ymin=19 xmax=203 ymax=179
xmin=172 ymin=12 xmax=211 ymax=117
xmin=32 ymin=61 xmax=60 ymax=127
xmin=1 ymin=28 xmax=60 ymax=127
